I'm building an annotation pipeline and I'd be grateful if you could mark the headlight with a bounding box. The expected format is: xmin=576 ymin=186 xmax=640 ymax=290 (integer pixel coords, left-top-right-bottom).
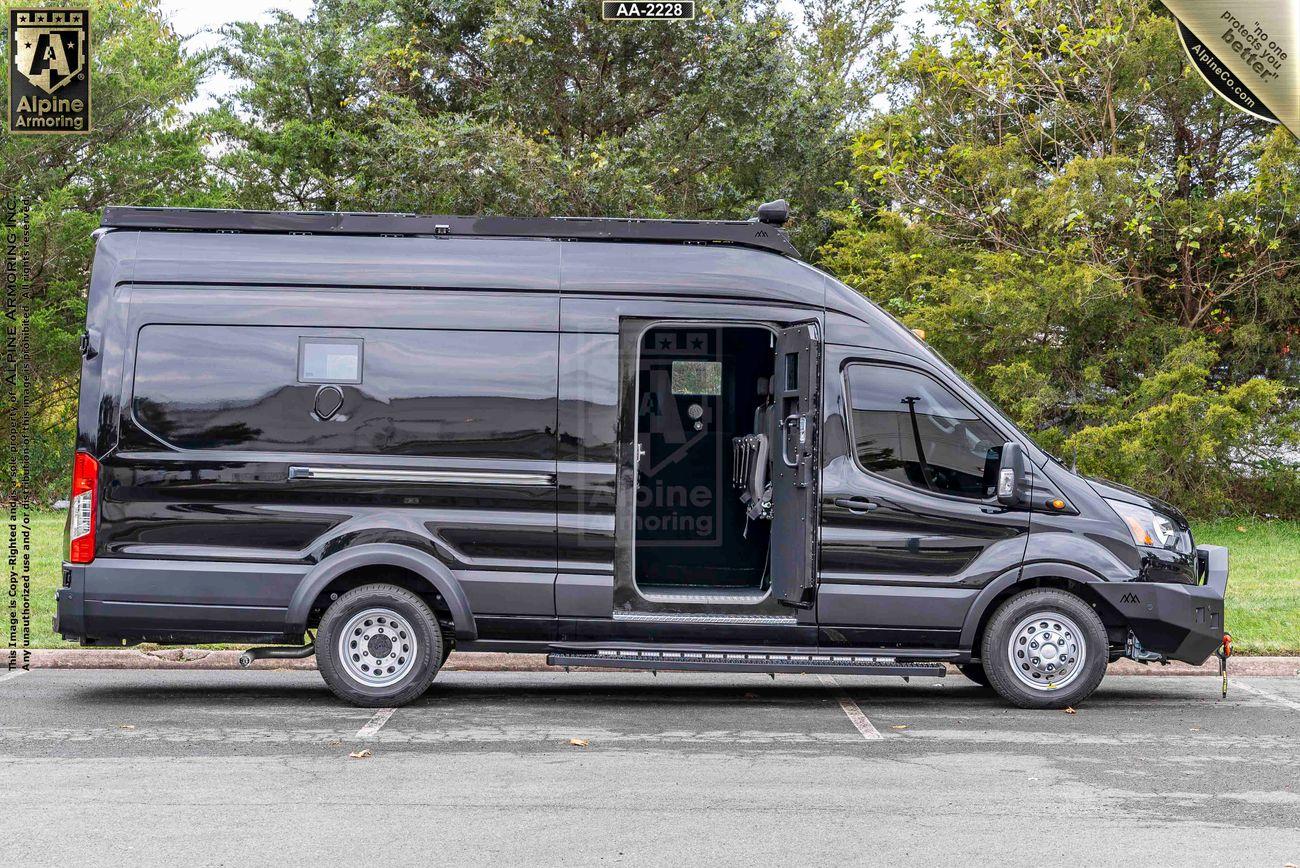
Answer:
xmin=1106 ymin=499 xmax=1190 ymax=553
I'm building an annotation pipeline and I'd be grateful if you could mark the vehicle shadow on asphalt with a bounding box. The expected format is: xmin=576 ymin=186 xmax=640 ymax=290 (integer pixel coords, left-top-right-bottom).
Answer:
xmin=52 ymin=676 xmax=1196 ymax=710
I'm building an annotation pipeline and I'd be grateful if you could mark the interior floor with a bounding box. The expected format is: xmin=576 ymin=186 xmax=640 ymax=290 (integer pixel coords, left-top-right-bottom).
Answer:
xmin=633 ymin=325 xmax=774 ymax=593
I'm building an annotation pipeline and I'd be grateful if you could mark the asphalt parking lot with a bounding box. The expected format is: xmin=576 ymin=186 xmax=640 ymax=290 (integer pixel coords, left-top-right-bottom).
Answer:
xmin=2 ymin=668 xmax=1298 ymax=866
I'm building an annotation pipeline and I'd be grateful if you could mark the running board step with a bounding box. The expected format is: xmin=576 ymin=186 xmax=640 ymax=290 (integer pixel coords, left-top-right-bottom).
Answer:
xmin=547 ymin=648 xmax=947 ymax=678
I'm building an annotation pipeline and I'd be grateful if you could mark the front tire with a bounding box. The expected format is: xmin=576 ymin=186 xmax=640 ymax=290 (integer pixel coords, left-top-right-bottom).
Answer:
xmin=981 ymin=588 xmax=1107 ymax=709
xmin=317 ymin=583 xmax=444 ymax=707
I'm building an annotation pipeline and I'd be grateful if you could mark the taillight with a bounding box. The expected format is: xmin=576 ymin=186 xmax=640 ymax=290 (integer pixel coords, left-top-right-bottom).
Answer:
xmin=69 ymin=451 xmax=98 ymax=564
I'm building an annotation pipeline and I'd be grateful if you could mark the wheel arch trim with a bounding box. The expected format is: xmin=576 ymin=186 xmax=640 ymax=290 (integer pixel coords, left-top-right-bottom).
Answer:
xmin=287 ymin=543 xmax=477 ymax=640
xmin=959 ymin=561 xmax=1105 ymax=649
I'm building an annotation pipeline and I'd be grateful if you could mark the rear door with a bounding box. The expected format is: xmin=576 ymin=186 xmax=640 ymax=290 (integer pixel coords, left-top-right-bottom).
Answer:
xmin=769 ymin=322 xmax=821 ymax=606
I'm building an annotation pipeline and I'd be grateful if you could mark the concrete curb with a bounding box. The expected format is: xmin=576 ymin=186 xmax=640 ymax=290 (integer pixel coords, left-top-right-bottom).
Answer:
xmin=9 ymin=648 xmax=1300 ymax=676
xmin=1105 ymin=657 xmax=1299 ymax=676
xmin=11 ymin=649 xmax=552 ymax=672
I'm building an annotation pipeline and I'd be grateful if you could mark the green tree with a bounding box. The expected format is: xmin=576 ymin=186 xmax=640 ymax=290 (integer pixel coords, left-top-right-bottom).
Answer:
xmin=1 ymin=0 xmax=224 ymax=501
xmin=207 ymin=0 xmax=899 ymax=253
xmin=818 ymin=0 xmax=1300 ymax=515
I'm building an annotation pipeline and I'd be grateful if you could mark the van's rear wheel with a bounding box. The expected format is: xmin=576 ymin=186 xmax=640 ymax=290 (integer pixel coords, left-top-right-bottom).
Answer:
xmin=981 ymin=588 xmax=1107 ymax=709
xmin=317 ymin=583 xmax=444 ymax=707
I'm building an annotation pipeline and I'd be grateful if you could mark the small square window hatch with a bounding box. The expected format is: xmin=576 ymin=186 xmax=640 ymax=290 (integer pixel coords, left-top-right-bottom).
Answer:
xmin=671 ymin=360 xmax=721 ymax=395
xmin=299 ymin=338 xmax=363 ymax=384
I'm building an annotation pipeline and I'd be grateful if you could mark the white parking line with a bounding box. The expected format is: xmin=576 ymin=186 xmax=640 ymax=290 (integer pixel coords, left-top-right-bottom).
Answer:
xmin=355 ymin=707 xmax=397 ymax=739
xmin=818 ymin=675 xmax=883 ymax=741
xmin=0 ymin=669 xmax=29 ymax=686
xmin=1234 ymin=681 xmax=1300 ymax=712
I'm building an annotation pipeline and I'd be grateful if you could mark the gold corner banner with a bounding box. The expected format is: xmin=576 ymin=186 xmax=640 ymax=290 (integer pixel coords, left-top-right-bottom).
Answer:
xmin=1162 ymin=1 xmax=1298 ymax=134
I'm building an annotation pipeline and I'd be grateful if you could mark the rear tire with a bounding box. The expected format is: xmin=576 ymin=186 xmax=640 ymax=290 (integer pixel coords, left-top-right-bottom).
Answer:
xmin=981 ymin=588 xmax=1107 ymax=709
xmin=317 ymin=583 xmax=444 ymax=708
xmin=956 ymin=662 xmax=991 ymax=688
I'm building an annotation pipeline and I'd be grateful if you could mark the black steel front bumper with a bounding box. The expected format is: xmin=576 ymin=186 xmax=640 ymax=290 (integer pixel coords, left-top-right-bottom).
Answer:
xmin=1092 ymin=545 xmax=1229 ymax=665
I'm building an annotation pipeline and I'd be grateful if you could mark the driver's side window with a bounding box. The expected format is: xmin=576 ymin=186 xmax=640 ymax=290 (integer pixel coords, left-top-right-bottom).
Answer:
xmin=846 ymin=364 xmax=1002 ymax=499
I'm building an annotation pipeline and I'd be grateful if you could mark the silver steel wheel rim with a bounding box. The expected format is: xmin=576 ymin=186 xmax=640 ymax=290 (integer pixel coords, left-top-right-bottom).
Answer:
xmin=1007 ymin=611 xmax=1086 ymax=691
xmin=337 ymin=607 xmax=418 ymax=688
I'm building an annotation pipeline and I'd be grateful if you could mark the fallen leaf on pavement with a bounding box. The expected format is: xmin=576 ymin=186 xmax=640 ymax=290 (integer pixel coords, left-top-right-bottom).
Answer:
xmin=118 ymin=724 xmax=136 ymax=730
xmin=349 ymin=749 xmax=372 ymax=759
xmin=327 ymin=739 xmax=342 ymax=747
xmin=569 ymin=738 xmax=589 ymax=747
xmin=891 ymin=725 xmax=908 ymax=730
xmin=1063 ymin=707 xmax=1077 ymax=714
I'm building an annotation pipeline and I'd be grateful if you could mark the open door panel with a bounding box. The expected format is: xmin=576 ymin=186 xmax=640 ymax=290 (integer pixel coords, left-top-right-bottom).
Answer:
xmin=769 ymin=321 xmax=821 ymax=607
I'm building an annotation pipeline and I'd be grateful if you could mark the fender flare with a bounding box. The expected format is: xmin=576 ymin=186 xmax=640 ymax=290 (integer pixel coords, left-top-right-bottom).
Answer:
xmin=958 ymin=561 xmax=1105 ymax=649
xmin=286 ymin=543 xmax=477 ymax=640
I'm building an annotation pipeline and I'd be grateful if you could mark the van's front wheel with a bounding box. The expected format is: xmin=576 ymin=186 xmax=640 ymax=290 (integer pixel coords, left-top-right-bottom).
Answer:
xmin=981 ymin=588 xmax=1107 ymax=709
xmin=317 ymin=583 xmax=444 ymax=707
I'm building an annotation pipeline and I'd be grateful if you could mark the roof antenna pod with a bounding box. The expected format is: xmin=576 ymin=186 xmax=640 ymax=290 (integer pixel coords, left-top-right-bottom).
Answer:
xmin=756 ymin=199 xmax=789 ymax=226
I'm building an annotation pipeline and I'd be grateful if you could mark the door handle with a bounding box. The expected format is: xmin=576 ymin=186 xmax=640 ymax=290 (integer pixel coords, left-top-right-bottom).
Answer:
xmin=782 ymin=414 xmax=801 ymax=467
xmin=834 ymin=497 xmax=879 ymax=513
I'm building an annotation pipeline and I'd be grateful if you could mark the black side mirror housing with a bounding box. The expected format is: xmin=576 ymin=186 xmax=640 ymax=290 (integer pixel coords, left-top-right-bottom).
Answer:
xmin=997 ymin=442 xmax=1026 ymax=506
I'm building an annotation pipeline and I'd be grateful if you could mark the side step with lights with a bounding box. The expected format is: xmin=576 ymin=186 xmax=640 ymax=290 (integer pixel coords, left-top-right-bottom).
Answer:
xmin=547 ymin=647 xmax=947 ymax=677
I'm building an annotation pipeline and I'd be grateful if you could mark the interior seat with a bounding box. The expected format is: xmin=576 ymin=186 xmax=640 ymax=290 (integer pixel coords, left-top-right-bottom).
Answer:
xmin=732 ymin=376 xmax=773 ymax=521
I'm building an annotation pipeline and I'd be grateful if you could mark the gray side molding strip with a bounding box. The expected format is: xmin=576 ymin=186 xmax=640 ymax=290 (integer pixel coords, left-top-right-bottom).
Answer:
xmin=612 ymin=610 xmax=796 ymax=626
xmin=288 ymin=466 xmax=554 ymax=486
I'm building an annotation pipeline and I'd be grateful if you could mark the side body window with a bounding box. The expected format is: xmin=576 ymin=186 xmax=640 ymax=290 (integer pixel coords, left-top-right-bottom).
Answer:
xmin=131 ymin=324 xmax=557 ymax=459
xmin=846 ymin=364 xmax=1002 ymax=499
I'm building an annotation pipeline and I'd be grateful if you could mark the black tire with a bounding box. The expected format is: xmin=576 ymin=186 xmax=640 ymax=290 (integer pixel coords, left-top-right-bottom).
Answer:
xmin=316 ymin=583 xmax=444 ymax=707
xmin=956 ymin=662 xmax=991 ymax=688
xmin=981 ymin=588 xmax=1108 ymax=710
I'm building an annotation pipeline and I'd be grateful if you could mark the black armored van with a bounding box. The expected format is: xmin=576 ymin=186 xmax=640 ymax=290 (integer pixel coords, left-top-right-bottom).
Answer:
xmin=56 ymin=201 xmax=1230 ymax=709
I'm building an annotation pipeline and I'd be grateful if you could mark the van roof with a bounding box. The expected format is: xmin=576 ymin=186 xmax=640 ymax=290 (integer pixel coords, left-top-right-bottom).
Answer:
xmin=100 ymin=202 xmax=801 ymax=259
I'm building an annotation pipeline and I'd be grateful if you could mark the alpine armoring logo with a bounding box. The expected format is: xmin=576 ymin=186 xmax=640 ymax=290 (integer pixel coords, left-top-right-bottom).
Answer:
xmin=8 ymin=8 xmax=91 ymax=134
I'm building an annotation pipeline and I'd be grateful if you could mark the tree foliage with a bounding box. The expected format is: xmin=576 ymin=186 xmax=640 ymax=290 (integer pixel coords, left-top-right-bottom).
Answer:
xmin=819 ymin=0 xmax=1300 ymax=515
xmin=2 ymin=0 xmax=1298 ymax=516
xmin=1 ymin=0 xmax=223 ymax=500
xmin=207 ymin=0 xmax=898 ymax=251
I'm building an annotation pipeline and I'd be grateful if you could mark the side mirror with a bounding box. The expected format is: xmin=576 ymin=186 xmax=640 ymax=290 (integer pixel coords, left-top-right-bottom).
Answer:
xmin=997 ymin=442 xmax=1026 ymax=506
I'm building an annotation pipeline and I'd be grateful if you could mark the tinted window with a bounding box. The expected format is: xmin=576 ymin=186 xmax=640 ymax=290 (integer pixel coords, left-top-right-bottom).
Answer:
xmin=132 ymin=325 xmax=557 ymax=459
xmin=846 ymin=364 xmax=1002 ymax=499
xmin=671 ymin=360 xmax=721 ymax=395
xmin=299 ymin=338 xmax=362 ymax=383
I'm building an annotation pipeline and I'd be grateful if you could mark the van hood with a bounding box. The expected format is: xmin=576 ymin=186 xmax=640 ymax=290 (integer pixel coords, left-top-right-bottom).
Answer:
xmin=1086 ymin=477 xmax=1189 ymax=527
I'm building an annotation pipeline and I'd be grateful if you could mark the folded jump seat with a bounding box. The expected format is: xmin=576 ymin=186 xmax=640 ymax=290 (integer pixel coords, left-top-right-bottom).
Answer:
xmin=732 ymin=375 xmax=774 ymax=523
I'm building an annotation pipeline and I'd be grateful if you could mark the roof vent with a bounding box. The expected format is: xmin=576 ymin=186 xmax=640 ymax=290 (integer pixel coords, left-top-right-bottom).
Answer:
xmin=757 ymin=199 xmax=789 ymax=226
